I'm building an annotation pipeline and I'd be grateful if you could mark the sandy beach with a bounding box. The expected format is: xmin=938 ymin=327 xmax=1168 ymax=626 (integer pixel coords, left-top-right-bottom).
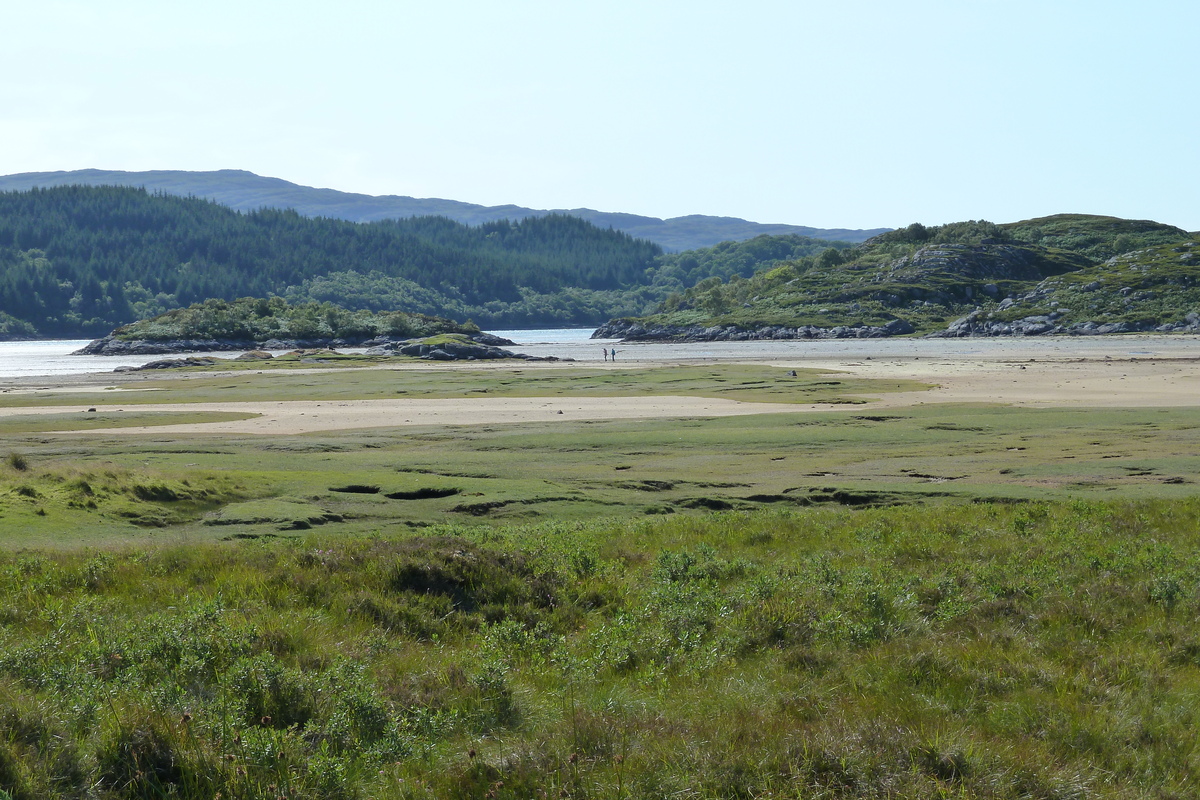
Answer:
xmin=2 ymin=336 xmax=1200 ymax=435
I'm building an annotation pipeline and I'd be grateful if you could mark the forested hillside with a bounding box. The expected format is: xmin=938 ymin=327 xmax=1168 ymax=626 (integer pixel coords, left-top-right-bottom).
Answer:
xmin=0 ymin=186 xmax=664 ymax=337
xmin=0 ymin=169 xmax=889 ymax=251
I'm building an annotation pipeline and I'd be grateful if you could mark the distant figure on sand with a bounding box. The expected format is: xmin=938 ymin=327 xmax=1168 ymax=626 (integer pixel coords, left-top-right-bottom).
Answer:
xmin=602 ymin=347 xmax=609 ymax=361
xmin=611 ymin=349 xmax=618 ymax=361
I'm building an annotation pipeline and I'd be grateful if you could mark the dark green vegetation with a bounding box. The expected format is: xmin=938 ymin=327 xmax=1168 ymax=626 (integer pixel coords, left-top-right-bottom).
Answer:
xmin=1001 ymin=214 xmax=1192 ymax=261
xmin=623 ymin=215 xmax=1198 ymax=336
xmin=984 ymin=239 xmax=1200 ymax=330
xmin=0 ymin=168 xmax=889 ymax=250
xmin=647 ymin=234 xmax=853 ymax=290
xmin=3 ymin=500 xmax=1200 ymax=798
xmin=101 ymin=297 xmax=477 ymax=344
xmin=0 ymin=186 xmax=663 ymax=336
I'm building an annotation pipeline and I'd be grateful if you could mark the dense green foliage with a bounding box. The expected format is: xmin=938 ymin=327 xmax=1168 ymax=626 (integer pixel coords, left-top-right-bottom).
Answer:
xmin=0 ymin=168 xmax=889 ymax=250
xmin=1 ymin=500 xmax=1200 ymax=798
xmin=0 ymin=186 xmax=663 ymax=336
xmin=109 ymin=296 xmax=477 ymax=343
xmin=982 ymin=238 xmax=1200 ymax=327
xmin=1001 ymin=213 xmax=1192 ymax=261
xmin=632 ymin=214 xmax=1197 ymax=334
xmin=647 ymin=234 xmax=851 ymax=288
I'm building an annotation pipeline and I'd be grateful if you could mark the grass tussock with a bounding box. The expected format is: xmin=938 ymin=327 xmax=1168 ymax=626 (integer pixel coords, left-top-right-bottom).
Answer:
xmin=0 ymin=500 xmax=1199 ymax=797
xmin=0 ymin=462 xmax=255 ymax=534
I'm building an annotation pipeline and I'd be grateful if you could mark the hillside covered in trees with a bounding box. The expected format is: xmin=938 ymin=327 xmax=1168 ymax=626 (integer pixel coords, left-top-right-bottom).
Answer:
xmin=0 ymin=169 xmax=889 ymax=251
xmin=597 ymin=214 xmax=1200 ymax=340
xmin=0 ymin=186 xmax=669 ymax=337
xmin=0 ymin=186 xmax=854 ymax=339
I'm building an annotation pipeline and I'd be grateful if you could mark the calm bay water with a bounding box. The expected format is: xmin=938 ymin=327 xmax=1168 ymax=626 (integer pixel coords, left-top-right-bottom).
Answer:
xmin=0 ymin=330 xmax=1198 ymax=382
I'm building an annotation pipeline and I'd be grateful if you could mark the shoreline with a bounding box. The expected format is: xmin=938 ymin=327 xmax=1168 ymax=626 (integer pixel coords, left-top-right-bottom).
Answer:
xmin=0 ymin=339 xmax=1198 ymax=434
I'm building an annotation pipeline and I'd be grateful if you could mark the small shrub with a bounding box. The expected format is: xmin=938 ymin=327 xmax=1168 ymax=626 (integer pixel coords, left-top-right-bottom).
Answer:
xmin=384 ymin=537 xmax=559 ymax=617
xmin=96 ymin=720 xmax=184 ymax=797
xmin=5 ymin=453 xmax=28 ymax=471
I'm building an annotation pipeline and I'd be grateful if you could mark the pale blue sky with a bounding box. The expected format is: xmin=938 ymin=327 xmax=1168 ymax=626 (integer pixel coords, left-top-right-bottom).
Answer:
xmin=4 ymin=0 xmax=1197 ymax=231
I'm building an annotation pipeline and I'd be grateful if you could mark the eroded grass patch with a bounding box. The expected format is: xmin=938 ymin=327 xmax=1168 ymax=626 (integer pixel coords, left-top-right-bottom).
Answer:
xmin=5 ymin=403 xmax=1200 ymax=544
xmin=0 ymin=458 xmax=259 ymax=545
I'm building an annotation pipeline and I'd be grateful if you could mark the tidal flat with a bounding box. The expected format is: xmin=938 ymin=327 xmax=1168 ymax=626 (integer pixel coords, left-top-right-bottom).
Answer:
xmin=1 ymin=351 xmax=1200 ymax=798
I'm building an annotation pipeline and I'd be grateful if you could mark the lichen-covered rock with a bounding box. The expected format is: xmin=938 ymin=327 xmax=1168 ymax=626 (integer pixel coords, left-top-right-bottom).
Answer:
xmin=593 ymin=318 xmax=915 ymax=342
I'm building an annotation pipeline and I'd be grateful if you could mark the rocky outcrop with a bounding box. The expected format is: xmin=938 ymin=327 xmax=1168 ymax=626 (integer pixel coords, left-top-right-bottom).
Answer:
xmin=592 ymin=318 xmax=915 ymax=342
xmin=75 ymin=336 xmax=257 ymax=355
xmin=367 ymin=340 xmax=573 ymax=362
xmin=114 ymin=356 xmax=225 ymax=371
xmin=366 ymin=340 xmax=522 ymax=360
xmin=930 ymin=309 xmax=1200 ymax=337
xmin=102 ymin=335 xmax=579 ymax=370
xmin=74 ymin=332 xmax=517 ymax=356
xmin=883 ymin=243 xmax=1089 ymax=284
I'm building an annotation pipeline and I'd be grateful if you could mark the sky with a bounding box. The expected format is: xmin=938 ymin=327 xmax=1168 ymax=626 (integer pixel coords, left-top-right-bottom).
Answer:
xmin=3 ymin=0 xmax=1198 ymax=231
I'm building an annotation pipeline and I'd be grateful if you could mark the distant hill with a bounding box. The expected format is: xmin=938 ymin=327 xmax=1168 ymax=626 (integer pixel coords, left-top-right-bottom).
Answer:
xmin=0 ymin=185 xmax=664 ymax=337
xmin=596 ymin=214 xmax=1200 ymax=340
xmin=0 ymin=169 xmax=888 ymax=251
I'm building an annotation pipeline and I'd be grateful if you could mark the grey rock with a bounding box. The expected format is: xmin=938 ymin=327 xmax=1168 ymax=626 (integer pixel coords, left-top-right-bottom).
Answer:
xmin=593 ymin=317 xmax=916 ymax=343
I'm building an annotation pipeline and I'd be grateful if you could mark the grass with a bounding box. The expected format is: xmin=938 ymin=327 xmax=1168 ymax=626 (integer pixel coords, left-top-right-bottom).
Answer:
xmin=1 ymin=501 xmax=1200 ymax=798
xmin=5 ymin=361 xmax=1200 ymax=797
xmin=0 ymin=364 xmax=933 ymax=408
xmin=4 ymin=402 xmax=1200 ymax=546
xmin=0 ymin=457 xmax=259 ymax=546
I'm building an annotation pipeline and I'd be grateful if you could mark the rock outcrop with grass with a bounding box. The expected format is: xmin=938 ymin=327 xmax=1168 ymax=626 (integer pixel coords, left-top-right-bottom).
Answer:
xmin=597 ymin=214 xmax=1198 ymax=340
xmin=75 ymin=296 xmax=499 ymax=355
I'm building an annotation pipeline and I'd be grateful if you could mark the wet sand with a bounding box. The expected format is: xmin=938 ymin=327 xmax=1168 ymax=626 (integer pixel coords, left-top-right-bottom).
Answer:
xmin=0 ymin=396 xmax=808 ymax=435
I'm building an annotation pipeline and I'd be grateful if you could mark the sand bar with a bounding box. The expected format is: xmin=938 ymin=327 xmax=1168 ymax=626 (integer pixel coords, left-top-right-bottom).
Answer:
xmin=2 ymin=336 xmax=1200 ymax=434
xmin=0 ymin=396 xmax=812 ymax=435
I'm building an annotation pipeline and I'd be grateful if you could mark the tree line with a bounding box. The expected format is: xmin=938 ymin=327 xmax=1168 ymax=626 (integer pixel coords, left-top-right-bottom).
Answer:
xmin=0 ymin=186 xmax=664 ymax=336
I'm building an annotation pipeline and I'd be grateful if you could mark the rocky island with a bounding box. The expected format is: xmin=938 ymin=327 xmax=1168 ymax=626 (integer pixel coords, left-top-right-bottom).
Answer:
xmin=74 ymin=298 xmax=552 ymax=363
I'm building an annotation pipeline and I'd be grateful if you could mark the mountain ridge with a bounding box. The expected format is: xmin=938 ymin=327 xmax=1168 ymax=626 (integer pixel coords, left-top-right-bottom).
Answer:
xmin=0 ymin=169 xmax=888 ymax=251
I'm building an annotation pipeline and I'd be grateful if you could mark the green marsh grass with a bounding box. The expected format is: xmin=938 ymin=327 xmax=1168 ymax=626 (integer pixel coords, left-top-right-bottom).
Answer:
xmin=4 ymin=403 xmax=1200 ymax=545
xmin=1 ymin=502 xmax=1200 ymax=797
xmin=0 ymin=364 xmax=932 ymax=409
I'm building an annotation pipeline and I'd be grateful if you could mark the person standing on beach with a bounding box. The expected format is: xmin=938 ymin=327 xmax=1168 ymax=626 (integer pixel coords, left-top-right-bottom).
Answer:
xmin=603 ymin=347 xmax=609 ymax=361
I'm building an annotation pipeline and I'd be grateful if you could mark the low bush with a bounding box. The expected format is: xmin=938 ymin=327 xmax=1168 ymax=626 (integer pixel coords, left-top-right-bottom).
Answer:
xmin=0 ymin=500 xmax=1198 ymax=798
